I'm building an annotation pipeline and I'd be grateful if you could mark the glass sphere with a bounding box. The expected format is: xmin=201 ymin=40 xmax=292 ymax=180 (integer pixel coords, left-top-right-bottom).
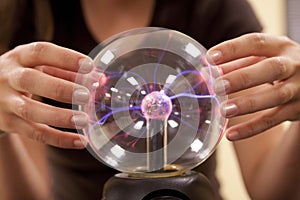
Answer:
xmin=73 ymin=27 xmax=228 ymax=177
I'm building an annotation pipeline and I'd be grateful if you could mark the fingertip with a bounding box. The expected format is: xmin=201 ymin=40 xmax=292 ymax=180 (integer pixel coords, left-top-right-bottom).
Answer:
xmin=206 ymin=49 xmax=222 ymax=64
xmin=73 ymin=87 xmax=90 ymax=105
xmin=73 ymin=135 xmax=88 ymax=149
xmin=226 ymin=130 xmax=240 ymax=141
xmin=71 ymin=112 xmax=89 ymax=128
xmin=78 ymin=57 xmax=94 ymax=73
xmin=221 ymin=103 xmax=238 ymax=118
xmin=214 ymin=79 xmax=230 ymax=96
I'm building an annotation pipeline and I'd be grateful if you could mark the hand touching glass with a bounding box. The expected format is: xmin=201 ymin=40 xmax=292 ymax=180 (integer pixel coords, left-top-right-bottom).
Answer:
xmin=0 ymin=42 xmax=93 ymax=148
xmin=208 ymin=33 xmax=300 ymax=140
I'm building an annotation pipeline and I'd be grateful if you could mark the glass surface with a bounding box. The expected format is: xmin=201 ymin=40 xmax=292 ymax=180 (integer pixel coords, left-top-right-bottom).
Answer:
xmin=73 ymin=27 xmax=228 ymax=177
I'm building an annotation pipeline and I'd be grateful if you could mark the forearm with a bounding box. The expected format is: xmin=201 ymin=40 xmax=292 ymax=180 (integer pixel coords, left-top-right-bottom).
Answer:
xmin=0 ymin=134 xmax=50 ymax=200
xmin=242 ymin=122 xmax=300 ymax=200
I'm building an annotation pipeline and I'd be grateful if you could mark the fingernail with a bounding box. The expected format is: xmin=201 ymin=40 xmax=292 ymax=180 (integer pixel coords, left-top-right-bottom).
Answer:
xmin=207 ymin=50 xmax=222 ymax=63
xmin=227 ymin=130 xmax=240 ymax=141
xmin=78 ymin=57 xmax=93 ymax=73
xmin=73 ymin=135 xmax=88 ymax=148
xmin=221 ymin=103 xmax=238 ymax=117
xmin=214 ymin=79 xmax=230 ymax=95
xmin=73 ymin=88 xmax=90 ymax=104
xmin=71 ymin=113 xmax=89 ymax=128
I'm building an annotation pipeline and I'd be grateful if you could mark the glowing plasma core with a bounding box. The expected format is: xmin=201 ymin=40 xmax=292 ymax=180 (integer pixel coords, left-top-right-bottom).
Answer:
xmin=141 ymin=91 xmax=172 ymax=120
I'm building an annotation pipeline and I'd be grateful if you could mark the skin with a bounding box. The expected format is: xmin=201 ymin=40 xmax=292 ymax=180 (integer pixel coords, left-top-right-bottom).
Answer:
xmin=0 ymin=0 xmax=155 ymax=199
xmin=209 ymin=33 xmax=300 ymax=139
xmin=0 ymin=1 xmax=299 ymax=199
xmin=207 ymin=33 xmax=300 ymax=199
xmin=0 ymin=42 xmax=92 ymax=149
xmin=0 ymin=42 xmax=93 ymax=199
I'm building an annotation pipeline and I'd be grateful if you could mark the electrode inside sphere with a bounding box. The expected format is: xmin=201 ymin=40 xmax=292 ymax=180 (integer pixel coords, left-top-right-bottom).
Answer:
xmin=141 ymin=91 xmax=173 ymax=120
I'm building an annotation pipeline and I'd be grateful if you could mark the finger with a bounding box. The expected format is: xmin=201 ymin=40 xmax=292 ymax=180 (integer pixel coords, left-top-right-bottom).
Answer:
xmin=9 ymin=95 xmax=89 ymax=129
xmin=8 ymin=68 xmax=90 ymax=104
xmin=1 ymin=114 xmax=87 ymax=149
xmin=207 ymin=33 xmax=291 ymax=64
xmin=11 ymin=42 xmax=93 ymax=72
xmin=38 ymin=65 xmax=78 ymax=82
xmin=38 ymin=65 xmax=92 ymax=84
xmin=225 ymin=103 xmax=297 ymax=141
xmin=221 ymin=82 xmax=297 ymax=117
xmin=219 ymin=56 xmax=265 ymax=74
xmin=214 ymin=56 xmax=295 ymax=95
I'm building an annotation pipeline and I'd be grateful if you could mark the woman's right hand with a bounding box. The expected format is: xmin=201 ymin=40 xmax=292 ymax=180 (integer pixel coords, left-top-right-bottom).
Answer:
xmin=0 ymin=42 xmax=93 ymax=149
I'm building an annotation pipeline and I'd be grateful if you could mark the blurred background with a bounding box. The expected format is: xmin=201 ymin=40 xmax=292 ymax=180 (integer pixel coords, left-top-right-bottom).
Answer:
xmin=216 ymin=0 xmax=296 ymax=199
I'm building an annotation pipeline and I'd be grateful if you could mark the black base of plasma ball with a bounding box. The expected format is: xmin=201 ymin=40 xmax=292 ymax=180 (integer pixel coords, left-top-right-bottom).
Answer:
xmin=102 ymin=170 xmax=216 ymax=200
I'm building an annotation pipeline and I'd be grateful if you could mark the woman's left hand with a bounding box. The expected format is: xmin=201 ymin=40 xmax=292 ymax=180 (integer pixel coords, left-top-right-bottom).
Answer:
xmin=207 ymin=33 xmax=300 ymax=140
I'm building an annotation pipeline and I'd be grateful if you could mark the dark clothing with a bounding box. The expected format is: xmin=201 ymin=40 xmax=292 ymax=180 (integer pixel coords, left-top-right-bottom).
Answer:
xmin=9 ymin=0 xmax=262 ymax=199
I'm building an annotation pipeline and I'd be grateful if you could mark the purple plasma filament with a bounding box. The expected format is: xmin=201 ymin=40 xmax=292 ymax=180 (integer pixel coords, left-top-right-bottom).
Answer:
xmin=141 ymin=91 xmax=172 ymax=120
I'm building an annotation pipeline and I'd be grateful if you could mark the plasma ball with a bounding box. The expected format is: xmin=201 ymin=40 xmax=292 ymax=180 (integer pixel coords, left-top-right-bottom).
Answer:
xmin=141 ymin=91 xmax=172 ymax=120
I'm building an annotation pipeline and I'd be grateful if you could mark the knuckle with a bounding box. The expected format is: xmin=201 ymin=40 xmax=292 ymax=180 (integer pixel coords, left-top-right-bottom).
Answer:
xmin=261 ymin=115 xmax=277 ymax=130
xmin=54 ymin=83 xmax=68 ymax=100
xmin=16 ymin=99 xmax=30 ymax=120
xmin=268 ymin=57 xmax=287 ymax=79
xmin=26 ymin=42 xmax=52 ymax=65
xmin=13 ymin=68 xmax=33 ymax=91
xmin=28 ymin=128 xmax=47 ymax=144
xmin=250 ymin=33 xmax=267 ymax=49
xmin=277 ymin=85 xmax=294 ymax=103
xmin=29 ymin=42 xmax=47 ymax=60
xmin=237 ymin=71 xmax=251 ymax=88
xmin=244 ymin=98 xmax=256 ymax=113
xmin=225 ymin=40 xmax=238 ymax=55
